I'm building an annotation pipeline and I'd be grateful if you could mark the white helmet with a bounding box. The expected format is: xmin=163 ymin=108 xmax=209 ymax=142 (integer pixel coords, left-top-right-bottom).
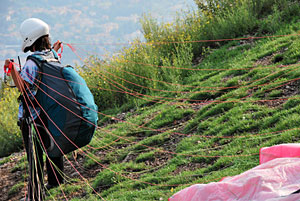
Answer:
xmin=20 ymin=18 xmax=50 ymax=52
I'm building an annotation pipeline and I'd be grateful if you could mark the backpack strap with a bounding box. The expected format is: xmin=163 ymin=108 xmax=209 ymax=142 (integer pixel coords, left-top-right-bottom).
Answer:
xmin=22 ymin=51 xmax=56 ymax=113
xmin=27 ymin=55 xmax=43 ymax=71
xmin=20 ymin=50 xmax=60 ymax=121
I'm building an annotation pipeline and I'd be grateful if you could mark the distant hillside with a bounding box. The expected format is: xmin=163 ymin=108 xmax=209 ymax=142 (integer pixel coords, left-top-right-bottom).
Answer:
xmin=0 ymin=0 xmax=196 ymax=76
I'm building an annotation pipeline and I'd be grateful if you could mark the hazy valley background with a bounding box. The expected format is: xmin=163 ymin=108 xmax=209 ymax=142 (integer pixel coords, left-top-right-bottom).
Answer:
xmin=0 ymin=0 xmax=196 ymax=76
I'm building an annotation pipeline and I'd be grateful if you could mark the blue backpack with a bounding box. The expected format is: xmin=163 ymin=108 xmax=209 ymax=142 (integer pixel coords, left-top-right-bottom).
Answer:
xmin=27 ymin=50 xmax=98 ymax=157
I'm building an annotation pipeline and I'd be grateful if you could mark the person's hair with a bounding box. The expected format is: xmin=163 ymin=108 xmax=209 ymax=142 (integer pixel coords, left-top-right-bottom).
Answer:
xmin=25 ymin=35 xmax=51 ymax=52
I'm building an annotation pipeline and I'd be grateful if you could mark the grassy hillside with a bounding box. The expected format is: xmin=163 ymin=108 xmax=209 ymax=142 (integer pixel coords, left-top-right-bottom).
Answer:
xmin=78 ymin=32 xmax=300 ymax=201
xmin=2 ymin=0 xmax=300 ymax=200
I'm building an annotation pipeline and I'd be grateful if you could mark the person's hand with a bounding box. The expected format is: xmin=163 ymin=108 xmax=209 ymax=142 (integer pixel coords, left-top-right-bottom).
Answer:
xmin=4 ymin=59 xmax=10 ymax=67
xmin=52 ymin=40 xmax=62 ymax=52
xmin=4 ymin=59 xmax=13 ymax=76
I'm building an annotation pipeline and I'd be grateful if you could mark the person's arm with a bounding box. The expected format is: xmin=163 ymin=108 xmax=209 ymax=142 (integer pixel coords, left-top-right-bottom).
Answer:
xmin=5 ymin=59 xmax=27 ymax=92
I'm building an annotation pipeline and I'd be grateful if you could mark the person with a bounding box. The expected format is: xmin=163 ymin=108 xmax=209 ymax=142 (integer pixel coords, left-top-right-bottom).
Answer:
xmin=5 ymin=18 xmax=64 ymax=201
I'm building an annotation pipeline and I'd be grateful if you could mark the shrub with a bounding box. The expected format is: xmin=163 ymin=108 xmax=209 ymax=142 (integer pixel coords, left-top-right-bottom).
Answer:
xmin=0 ymin=87 xmax=22 ymax=157
xmin=80 ymin=0 xmax=300 ymax=111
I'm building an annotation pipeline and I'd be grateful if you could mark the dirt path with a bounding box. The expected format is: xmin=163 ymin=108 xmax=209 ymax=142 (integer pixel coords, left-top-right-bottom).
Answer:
xmin=0 ymin=152 xmax=26 ymax=201
xmin=0 ymin=151 xmax=101 ymax=201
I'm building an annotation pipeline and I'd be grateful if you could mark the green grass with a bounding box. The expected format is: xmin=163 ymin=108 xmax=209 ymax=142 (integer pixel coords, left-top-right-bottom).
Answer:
xmin=48 ymin=22 xmax=300 ymax=200
xmin=73 ymin=21 xmax=300 ymax=199
xmin=3 ymin=1 xmax=300 ymax=200
xmin=8 ymin=182 xmax=25 ymax=197
xmin=50 ymin=22 xmax=300 ymax=199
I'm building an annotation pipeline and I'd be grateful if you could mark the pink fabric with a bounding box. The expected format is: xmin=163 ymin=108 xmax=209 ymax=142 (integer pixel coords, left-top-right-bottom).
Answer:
xmin=259 ymin=143 xmax=300 ymax=164
xmin=169 ymin=145 xmax=300 ymax=201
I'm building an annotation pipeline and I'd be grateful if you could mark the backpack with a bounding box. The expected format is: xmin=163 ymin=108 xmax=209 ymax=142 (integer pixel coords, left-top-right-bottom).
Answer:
xmin=26 ymin=50 xmax=98 ymax=157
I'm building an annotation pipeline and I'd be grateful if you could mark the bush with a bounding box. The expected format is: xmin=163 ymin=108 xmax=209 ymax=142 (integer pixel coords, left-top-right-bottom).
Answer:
xmin=0 ymin=87 xmax=22 ymax=157
xmin=80 ymin=0 xmax=300 ymax=111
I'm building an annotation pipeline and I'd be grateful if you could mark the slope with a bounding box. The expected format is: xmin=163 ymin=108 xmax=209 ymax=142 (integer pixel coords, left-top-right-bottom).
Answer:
xmin=2 ymin=1 xmax=300 ymax=200
xmin=2 ymin=21 xmax=300 ymax=201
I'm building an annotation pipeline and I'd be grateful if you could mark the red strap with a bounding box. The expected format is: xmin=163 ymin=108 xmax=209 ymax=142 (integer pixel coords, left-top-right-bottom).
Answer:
xmin=66 ymin=43 xmax=76 ymax=53
xmin=4 ymin=62 xmax=13 ymax=74
xmin=57 ymin=43 xmax=64 ymax=59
